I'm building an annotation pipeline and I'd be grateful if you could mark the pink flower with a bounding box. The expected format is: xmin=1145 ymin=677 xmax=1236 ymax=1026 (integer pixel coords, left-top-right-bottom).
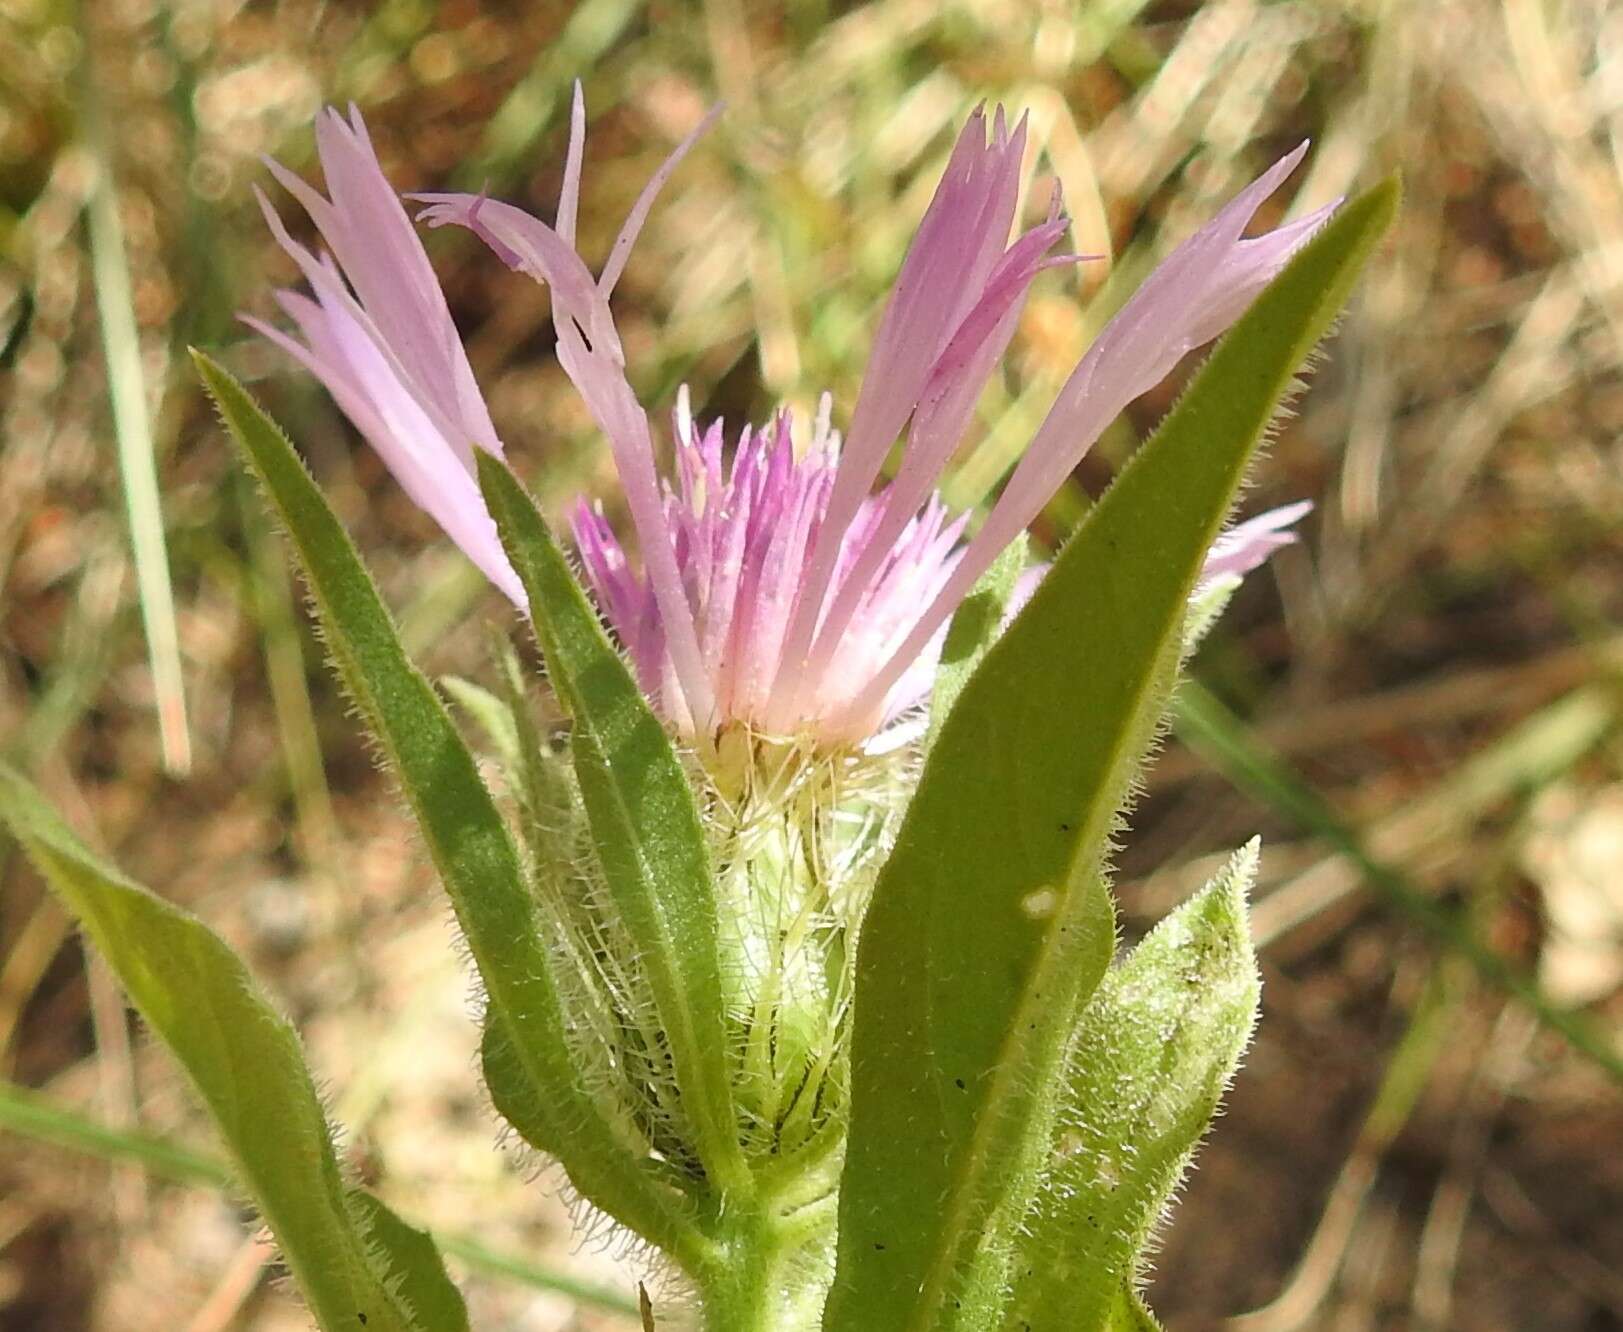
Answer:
xmin=252 ymin=92 xmax=1330 ymax=750
xmin=244 ymin=108 xmax=523 ymax=605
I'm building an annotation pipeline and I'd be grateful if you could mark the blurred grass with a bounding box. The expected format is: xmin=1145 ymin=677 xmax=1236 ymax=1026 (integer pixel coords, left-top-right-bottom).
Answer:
xmin=78 ymin=14 xmax=190 ymax=777
xmin=2 ymin=0 xmax=1621 ymax=1327
xmin=0 ymin=1078 xmax=643 ymax=1321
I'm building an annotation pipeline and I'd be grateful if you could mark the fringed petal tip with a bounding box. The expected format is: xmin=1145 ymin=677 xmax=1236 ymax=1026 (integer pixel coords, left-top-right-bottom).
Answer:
xmin=249 ymin=104 xmax=514 ymax=599
xmin=1201 ymin=500 xmax=1314 ymax=583
xmin=829 ymin=144 xmax=1332 ymax=734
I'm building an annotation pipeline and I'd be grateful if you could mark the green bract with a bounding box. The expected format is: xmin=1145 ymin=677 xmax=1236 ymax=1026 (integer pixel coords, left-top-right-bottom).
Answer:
xmin=1006 ymin=843 xmax=1263 ymax=1330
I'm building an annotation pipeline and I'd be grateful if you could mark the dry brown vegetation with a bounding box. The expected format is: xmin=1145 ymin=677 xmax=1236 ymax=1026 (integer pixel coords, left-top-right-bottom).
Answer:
xmin=1 ymin=0 xmax=1620 ymax=1328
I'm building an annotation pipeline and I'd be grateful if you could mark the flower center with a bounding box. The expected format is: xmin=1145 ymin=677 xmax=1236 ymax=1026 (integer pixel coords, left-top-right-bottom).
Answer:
xmin=573 ymin=401 xmax=965 ymax=753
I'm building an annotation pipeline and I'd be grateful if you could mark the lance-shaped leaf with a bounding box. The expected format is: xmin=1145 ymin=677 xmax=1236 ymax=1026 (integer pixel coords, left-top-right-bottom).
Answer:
xmin=1004 ymin=843 xmax=1262 ymax=1330
xmin=826 ymin=177 xmax=1398 ymax=1331
xmin=477 ymin=453 xmax=747 ymax=1196
xmin=192 ymin=352 xmax=704 ymax=1267
xmin=0 ymin=763 xmax=463 ymax=1332
xmin=349 ymin=1190 xmax=472 ymax=1331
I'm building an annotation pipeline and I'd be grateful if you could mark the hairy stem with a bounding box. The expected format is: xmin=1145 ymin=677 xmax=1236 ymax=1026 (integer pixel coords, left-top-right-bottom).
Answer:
xmin=695 ymin=1199 xmax=837 ymax=1331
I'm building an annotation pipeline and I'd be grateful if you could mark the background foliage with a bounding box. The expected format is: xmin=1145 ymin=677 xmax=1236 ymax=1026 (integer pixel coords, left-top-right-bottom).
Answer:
xmin=1 ymin=0 xmax=1619 ymax=1328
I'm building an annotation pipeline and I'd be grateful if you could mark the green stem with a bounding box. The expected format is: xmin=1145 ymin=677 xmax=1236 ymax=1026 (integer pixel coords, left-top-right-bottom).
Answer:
xmin=695 ymin=1201 xmax=836 ymax=1331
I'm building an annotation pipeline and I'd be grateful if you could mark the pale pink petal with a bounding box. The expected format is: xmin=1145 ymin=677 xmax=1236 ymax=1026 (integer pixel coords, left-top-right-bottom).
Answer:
xmin=774 ymin=111 xmax=1031 ymax=707
xmin=1199 ymin=500 xmax=1313 ymax=583
xmin=599 ymin=102 xmax=725 ymax=298
xmin=552 ymin=315 xmax=716 ymax=729
xmin=838 ymin=146 xmax=1333 ymax=734
xmin=244 ymin=297 xmax=521 ymax=606
xmin=422 ymin=186 xmax=718 ymax=730
xmin=306 ymin=109 xmax=497 ymax=457
xmin=249 ymin=110 xmax=516 ymax=603
xmin=260 ymin=100 xmax=1335 ymax=756
xmin=557 ymin=81 xmax=587 ymax=245
xmin=413 ymin=194 xmax=616 ymax=355
xmin=789 ymin=215 xmax=1079 ymax=703
xmin=1182 ymin=202 xmax=1341 ymax=348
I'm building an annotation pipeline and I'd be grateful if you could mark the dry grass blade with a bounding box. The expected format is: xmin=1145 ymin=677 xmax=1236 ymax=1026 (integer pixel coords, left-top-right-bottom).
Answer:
xmin=1411 ymin=1006 xmax=1537 ymax=1327
xmin=1177 ymin=682 xmax=1623 ymax=1086
xmin=79 ymin=30 xmax=190 ymax=776
xmin=1246 ymin=686 xmax=1616 ymax=945
xmin=1228 ymin=959 xmax=1460 ymax=1332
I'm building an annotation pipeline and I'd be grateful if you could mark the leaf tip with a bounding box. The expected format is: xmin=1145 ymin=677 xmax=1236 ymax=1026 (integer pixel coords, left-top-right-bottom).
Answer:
xmin=1198 ymin=839 xmax=1261 ymax=948
xmin=188 ymin=344 xmax=223 ymax=385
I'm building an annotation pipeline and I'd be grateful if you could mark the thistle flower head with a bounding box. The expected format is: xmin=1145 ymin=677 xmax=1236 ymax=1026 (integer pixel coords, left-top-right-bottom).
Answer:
xmin=252 ymin=92 xmax=1332 ymax=755
xmin=570 ymin=394 xmax=972 ymax=744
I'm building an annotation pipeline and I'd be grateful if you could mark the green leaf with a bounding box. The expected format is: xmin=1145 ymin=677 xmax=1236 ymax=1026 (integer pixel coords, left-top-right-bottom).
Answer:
xmin=926 ymin=534 xmax=1028 ymax=750
xmin=476 ymin=453 xmax=743 ymax=1195
xmin=1003 ymin=843 xmax=1262 ymax=1331
xmin=193 ymin=351 xmax=703 ymax=1266
xmin=826 ymin=177 xmax=1398 ymax=1332
xmin=349 ymin=1190 xmax=472 ymax=1332
xmin=440 ymin=673 xmax=522 ymax=770
xmin=0 ymin=763 xmax=449 ymax=1332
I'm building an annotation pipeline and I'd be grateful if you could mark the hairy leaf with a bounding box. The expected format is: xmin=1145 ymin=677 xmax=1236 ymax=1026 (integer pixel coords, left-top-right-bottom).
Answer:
xmin=1005 ymin=844 xmax=1262 ymax=1330
xmin=194 ymin=352 xmax=701 ymax=1265
xmin=826 ymin=177 xmax=1399 ymax=1331
xmin=0 ymin=763 xmax=454 ymax=1332
xmin=349 ymin=1190 xmax=472 ymax=1332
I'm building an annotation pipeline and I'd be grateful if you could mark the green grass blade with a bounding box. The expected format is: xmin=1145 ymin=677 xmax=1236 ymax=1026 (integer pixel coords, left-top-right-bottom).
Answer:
xmin=1004 ymin=845 xmax=1262 ymax=1331
xmin=0 ymin=1075 xmax=231 ymax=1190
xmin=0 ymin=764 xmax=444 ymax=1332
xmin=827 ymin=177 xmax=1400 ymax=1332
xmin=191 ymin=351 xmax=705 ymax=1265
xmin=431 ymin=1230 xmax=642 ymax=1318
xmin=477 ymin=454 xmax=744 ymax=1195
xmin=459 ymin=0 xmax=645 ymax=189
xmin=1174 ymin=680 xmax=1623 ymax=1085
